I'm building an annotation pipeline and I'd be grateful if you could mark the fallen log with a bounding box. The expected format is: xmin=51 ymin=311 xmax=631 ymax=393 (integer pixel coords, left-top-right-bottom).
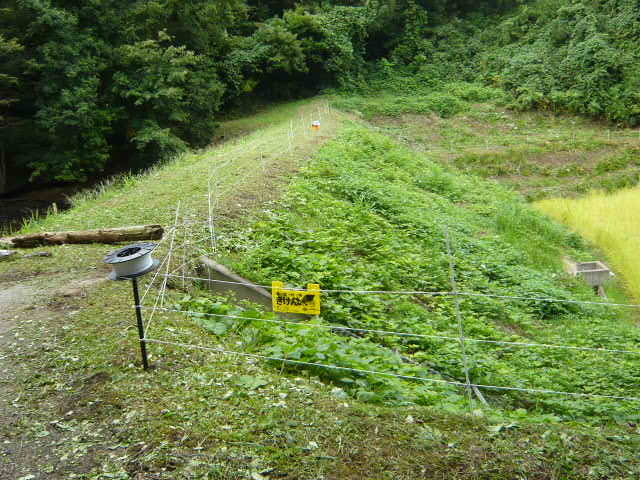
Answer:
xmin=0 ymin=225 xmax=164 ymax=248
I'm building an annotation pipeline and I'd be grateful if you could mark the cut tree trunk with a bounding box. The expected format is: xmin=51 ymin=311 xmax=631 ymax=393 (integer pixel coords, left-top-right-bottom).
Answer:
xmin=0 ymin=225 xmax=164 ymax=248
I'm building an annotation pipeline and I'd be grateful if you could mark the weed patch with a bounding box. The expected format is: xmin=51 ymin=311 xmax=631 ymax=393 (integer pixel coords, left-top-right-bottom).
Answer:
xmin=200 ymin=125 xmax=640 ymax=421
xmin=352 ymin=90 xmax=640 ymax=200
xmin=332 ymin=81 xmax=504 ymax=120
xmin=3 ymin=98 xmax=640 ymax=478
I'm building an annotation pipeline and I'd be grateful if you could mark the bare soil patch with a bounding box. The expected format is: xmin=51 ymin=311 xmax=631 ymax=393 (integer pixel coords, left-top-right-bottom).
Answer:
xmin=0 ymin=284 xmax=39 ymax=336
xmin=0 ymin=272 xmax=112 ymax=479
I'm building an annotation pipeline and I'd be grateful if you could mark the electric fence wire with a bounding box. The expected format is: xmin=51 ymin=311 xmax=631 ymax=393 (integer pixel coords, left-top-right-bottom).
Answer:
xmin=181 ymin=216 xmax=189 ymax=290
xmin=164 ymin=245 xmax=211 ymax=279
xmin=145 ymin=208 xmax=208 ymax=334
xmin=137 ymin=221 xmax=185 ymax=304
xmin=145 ymin=134 xmax=283 ymax=319
xmin=207 ymin=178 xmax=218 ymax=255
xmin=144 ymin=216 xmax=193 ymax=334
xmin=144 ymin=273 xmax=167 ymax=335
xmin=157 ymin=273 xmax=640 ymax=309
xmin=142 ymin=337 xmax=640 ymax=403
xmin=445 ymin=227 xmax=473 ymax=406
xmin=144 ymin=235 xmax=202 ymax=289
xmin=132 ymin=107 xmax=640 ymax=405
xmin=158 ymin=202 xmax=180 ymax=309
xmin=143 ymin=241 xmax=178 ymax=334
xmin=139 ymin=244 xmax=171 ymax=305
xmin=141 ymin=306 xmax=640 ymax=356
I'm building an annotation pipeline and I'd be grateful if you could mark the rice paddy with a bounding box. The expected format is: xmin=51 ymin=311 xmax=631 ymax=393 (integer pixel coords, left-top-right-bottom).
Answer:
xmin=536 ymin=187 xmax=640 ymax=301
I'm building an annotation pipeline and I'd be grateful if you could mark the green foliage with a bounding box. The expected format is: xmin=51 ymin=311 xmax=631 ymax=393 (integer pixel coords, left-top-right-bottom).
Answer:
xmin=332 ymin=77 xmax=504 ymax=119
xmin=333 ymin=91 xmax=466 ymax=118
xmin=203 ymin=125 xmax=640 ymax=421
xmin=0 ymin=34 xmax=22 ymax=119
xmin=225 ymin=5 xmax=374 ymax=98
xmin=112 ymin=32 xmax=224 ymax=161
xmin=0 ymin=0 xmax=240 ymax=184
xmin=0 ymin=0 xmax=375 ymax=186
xmin=421 ymin=0 xmax=640 ymax=125
xmin=0 ymin=32 xmax=23 ymax=191
xmin=4 ymin=0 xmax=640 ymax=188
xmin=5 ymin=98 xmax=640 ymax=476
xmin=179 ymin=295 xmax=443 ymax=405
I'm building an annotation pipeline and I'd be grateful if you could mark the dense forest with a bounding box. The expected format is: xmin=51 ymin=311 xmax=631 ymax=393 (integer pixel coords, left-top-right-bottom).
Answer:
xmin=1 ymin=0 xmax=638 ymax=193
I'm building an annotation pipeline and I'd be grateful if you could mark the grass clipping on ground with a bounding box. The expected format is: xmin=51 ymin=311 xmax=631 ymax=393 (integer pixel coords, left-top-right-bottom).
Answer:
xmin=537 ymin=187 xmax=640 ymax=301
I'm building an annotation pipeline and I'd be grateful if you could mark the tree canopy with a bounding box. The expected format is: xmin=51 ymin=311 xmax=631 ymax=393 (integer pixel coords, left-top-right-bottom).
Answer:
xmin=1 ymin=0 xmax=385 ymax=190
xmin=2 ymin=0 xmax=638 ymax=192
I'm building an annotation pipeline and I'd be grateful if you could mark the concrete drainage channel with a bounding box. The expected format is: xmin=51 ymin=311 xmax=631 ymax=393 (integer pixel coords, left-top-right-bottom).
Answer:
xmin=197 ymin=256 xmax=616 ymax=310
xmin=200 ymin=256 xmax=616 ymax=300
xmin=198 ymin=257 xmax=305 ymax=319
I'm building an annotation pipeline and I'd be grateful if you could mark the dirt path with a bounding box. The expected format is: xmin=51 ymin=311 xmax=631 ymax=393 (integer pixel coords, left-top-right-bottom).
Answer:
xmin=0 ymin=272 xmax=111 ymax=479
xmin=0 ymin=283 xmax=40 ymax=335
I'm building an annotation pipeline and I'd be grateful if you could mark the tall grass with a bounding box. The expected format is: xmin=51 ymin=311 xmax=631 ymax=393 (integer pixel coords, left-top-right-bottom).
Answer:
xmin=536 ymin=187 xmax=640 ymax=301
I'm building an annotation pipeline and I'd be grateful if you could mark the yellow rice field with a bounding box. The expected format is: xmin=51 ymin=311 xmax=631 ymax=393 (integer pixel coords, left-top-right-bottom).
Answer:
xmin=536 ymin=187 xmax=640 ymax=301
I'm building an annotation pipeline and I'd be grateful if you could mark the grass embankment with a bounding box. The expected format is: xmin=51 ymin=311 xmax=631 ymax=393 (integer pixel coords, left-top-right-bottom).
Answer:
xmin=21 ymin=99 xmax=341 ymax=235
xmin=537 ymin=188 xmax=640 ymax=302
xmin=2 ymin=97 xmax=640 ymax=479
xmin=206 ymin=123 xmax=640 ymax=422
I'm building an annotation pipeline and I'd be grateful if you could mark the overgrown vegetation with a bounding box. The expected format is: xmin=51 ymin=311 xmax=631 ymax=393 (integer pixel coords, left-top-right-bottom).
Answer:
xmin=333 ymin=79 xmax=640 ymax=200
xmin=333 ymin=80 xmax=505 ymax=119
xmin=3 ymin=97 xmax=640 ymax=477
xmin=6 ymin=0 xmax=639 ymax=193
xmin=5 ymin=271 xmax=640 ymax=478
xmin=188 ymin=124 xmax=640 ymax=422
xmin=0 ymin=0 xmax=432 ymax=189
xmin=4 ymin=1 xmax=640 ymax=472
xmin=409 ymin=0 xmax=640 ymax=124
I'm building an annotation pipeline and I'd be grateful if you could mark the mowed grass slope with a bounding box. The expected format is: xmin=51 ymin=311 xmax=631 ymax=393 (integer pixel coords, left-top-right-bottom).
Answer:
xmin=20 ymin=99 xmax=344 ymax=234
xmin=537 ymin=188 xmax=640 ymax=302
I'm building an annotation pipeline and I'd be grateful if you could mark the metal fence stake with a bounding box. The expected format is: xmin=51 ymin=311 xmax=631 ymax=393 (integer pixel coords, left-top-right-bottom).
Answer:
xmin=132 ymin=277 xmax=150 ymax=370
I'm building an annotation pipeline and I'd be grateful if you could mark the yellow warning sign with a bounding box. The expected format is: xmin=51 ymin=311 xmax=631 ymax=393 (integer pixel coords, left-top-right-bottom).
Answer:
xmin=272 ymin=281 xmax=321 ymax=315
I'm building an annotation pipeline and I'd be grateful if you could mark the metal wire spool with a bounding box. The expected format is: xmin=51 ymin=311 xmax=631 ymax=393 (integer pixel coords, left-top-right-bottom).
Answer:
xmin=104 ymin=242 xmax=159 ymax=280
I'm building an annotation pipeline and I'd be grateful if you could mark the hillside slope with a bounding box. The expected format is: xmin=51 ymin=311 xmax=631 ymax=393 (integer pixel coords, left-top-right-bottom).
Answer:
xmin=205 ymin=123 xmax=640 ymax=421
xmin=336 ymin=82 xmax=640 ymax=201
xmin=422 ymin=0 xmax=640 ymax=124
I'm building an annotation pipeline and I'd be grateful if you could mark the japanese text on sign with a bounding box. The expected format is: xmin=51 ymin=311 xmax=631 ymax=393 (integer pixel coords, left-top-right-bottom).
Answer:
xmin=272 ymin=281 xmax=321 ymax=315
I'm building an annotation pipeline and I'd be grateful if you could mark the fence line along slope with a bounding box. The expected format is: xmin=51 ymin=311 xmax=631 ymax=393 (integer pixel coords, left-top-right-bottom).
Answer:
xmin=20 ymin=99 xmax=345 ymax=235
xmin=170 ymin=123 xmax=640 ymax=422
xmin=2 ymin=100 xmax=640 ymax=479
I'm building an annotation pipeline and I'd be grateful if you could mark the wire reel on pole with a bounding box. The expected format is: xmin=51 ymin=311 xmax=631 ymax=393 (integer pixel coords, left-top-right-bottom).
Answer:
xmin=105 ymin=242 xmax=161 ymax=370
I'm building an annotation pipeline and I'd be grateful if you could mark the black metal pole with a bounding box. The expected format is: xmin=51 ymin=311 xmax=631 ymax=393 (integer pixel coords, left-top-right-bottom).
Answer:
xmin=131 ymin=277 xmax=150 ymax=370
